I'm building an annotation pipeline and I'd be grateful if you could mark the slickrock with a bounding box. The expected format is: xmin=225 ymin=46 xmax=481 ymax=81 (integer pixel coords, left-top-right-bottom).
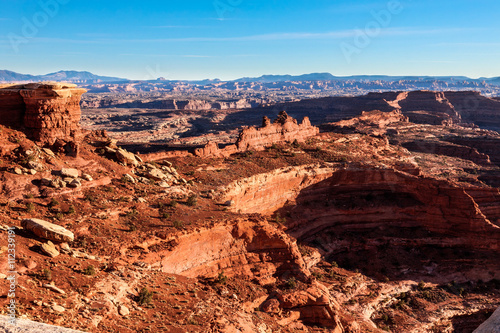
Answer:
xmin=22 ymin=218 xmax=74 ymax=243
xmin=474 ymin=307 xmax=500 ymax=333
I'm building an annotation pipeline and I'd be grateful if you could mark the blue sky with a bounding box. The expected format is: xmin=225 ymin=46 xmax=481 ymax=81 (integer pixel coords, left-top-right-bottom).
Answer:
xmin=0 ymin=0 xmax=499 ymax=80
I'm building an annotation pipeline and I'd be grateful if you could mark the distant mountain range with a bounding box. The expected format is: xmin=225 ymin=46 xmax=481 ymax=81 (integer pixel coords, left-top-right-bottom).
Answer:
xmin=2 ymin=70 xmax=500 ymax=85
xmin=0 ymin=70 xmax=127 ymax=84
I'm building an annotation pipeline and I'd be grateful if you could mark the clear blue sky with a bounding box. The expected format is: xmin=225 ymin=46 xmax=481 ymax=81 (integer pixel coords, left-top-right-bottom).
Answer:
xmin=1 ymin=0 xmax=499 ymax=80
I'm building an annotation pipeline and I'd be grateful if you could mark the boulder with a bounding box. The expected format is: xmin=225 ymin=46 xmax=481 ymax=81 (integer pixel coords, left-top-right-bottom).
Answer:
xmin=116 ymin=148 xmax=139 ymax=167
xmin=118 ymin=305 xmax=130 ymax=316
xmin=146 ymin=168 xmax=167 ymax=181
xmin=68 ymin=179 xmax=82 ymax=188
xmin=60 ymin=168 xmax=79 ymax=178
xmin=41 ymin=241 xmax=60 ymax=258
xmin=22 ymin=218 xmax=74 ymax=242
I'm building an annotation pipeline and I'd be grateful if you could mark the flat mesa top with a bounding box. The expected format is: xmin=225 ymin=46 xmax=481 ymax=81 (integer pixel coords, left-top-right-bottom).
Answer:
xmin=0 ymin=82 xmax=78 ymax=90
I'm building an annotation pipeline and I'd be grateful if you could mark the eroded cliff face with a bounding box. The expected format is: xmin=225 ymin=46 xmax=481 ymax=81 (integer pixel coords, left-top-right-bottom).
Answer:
xmin=217 ymin=164 xmax=500 ymax=256
xmin=194 ymin=111 xmax=319 ymax=158
xmin=0 ymin=83 xmax=86 ymax=154
xmin=218 ymin=164 xmax=334 ymax=214
xmin=144 ymin=219 xmax=309 ymax=285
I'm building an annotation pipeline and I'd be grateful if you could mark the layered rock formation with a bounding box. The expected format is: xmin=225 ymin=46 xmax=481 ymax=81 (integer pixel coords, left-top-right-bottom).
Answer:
xmin=145 ymin=219 xmax=310 ymax=285
xmin=218 ymin=164 xmax=500 ymax=252
xmin=258 ymin=90 xmax=500 ymax=130
xmin=218 ymin=164 xmax=334 ymax=214
xmin=0 ymin=83 xmax=86 ymax=155
xmin=194 ymin=111 xmax=319 ymax=158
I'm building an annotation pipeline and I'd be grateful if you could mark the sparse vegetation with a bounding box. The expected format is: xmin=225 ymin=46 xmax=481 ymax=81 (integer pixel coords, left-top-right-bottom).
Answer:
xmin=173 ymin=220 xmax=184 ymax=229
xmin=83 ymin=265 xmax=96 ymax=276
xmin=215 ymin=271 xmax=228 ymax=284
xmin=137 ymin=287 xmax=153 ymax=305
xmin=67 ymin=205 xmax=76 ymax=215
xmin=186 ymin=194 xmax=198 ymax=207
xmin=49 ymin=198 xmax=59 ymax=208
xmin=25 ymin=202 xmax=35 ymax=213
xmin=285 ymin=277 xmax=297 ymax=289
xmin=126 ymin=208 xmax=139 ymax=221
xmin=42 ymin=268 xmax=52 ymax=281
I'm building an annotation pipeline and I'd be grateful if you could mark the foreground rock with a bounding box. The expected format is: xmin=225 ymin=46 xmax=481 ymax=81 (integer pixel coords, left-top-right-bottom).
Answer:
xmin=0 ymin=315 xmax=83 ymax=332
xmin=22 ymin=218 xmax=74 ymax=243
xmin=474 ymin=307 xmax=500 ymax=333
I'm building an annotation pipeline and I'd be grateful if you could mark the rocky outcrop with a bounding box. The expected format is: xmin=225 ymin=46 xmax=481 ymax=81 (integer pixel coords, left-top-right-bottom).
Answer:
xmin=329 ymin=110 xmax=409 ymax=136
xmin=259 ymin=90 xmax=500 ymax=130
xmin=218 ymin=164 xmax=334 ymax=214
xmin=474 ymin=306 xmax=500 ymax=333
xmin=147 ymin=219 xmax=310 ymax=285
xmin=194 ymin=111 xmax=319 ymax=158
xmin=216 ymin=164 xmax=500 ymax=253
xmin=402 ymin=140 xmax=492 ymax=166
xmin=0 ymin=82 xmax=86 ymax=155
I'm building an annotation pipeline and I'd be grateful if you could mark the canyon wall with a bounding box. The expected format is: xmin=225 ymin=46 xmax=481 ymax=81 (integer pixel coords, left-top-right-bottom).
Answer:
xmin=218 ymin=164 xmax=335 ymax=214
xmin=257 ymin=90 xmax=500 ymax=129
xmin=0 ymin=83 xmax=86 ymax=154
xmin=194 ymin=111 xmax=319 ymax=158
xmin=218 ymin=165 xmax=500 ymax=252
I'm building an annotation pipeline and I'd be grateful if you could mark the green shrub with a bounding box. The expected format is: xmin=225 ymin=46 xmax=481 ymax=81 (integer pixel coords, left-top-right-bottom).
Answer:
xmin=83 ymin=265 xmax=96 ymax=276
xmin=215 ymin=271 xmax=228 ymax=284
xmin=286 ymin=277 xmax=297 ymax=289
xmin=137 ymin=287 xmax=153 ymax=305
xmin=186 ymin=194 xmax=197 ymax=207
xmin=25 ymin=202 xmax=35 ymax=213
xmin=49 ymin=198 xmax=59 ymax=208
xmin=173 ymin=220 xmax=184 ymax=229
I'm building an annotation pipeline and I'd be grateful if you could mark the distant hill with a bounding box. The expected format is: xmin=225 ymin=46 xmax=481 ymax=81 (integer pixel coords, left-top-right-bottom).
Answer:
xmin=0 ymin=70 xmax=127 ymax=84
xmin=233 ymin=73 xmax=479 ymax=83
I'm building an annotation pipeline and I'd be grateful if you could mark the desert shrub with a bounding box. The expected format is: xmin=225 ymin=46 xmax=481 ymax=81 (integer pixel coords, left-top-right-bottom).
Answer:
xmin=83 ymin=265 xmax=96 ymax=276
xmin=137 ymin=287 xmax=153 ymax=305
xmin=126 ymin=208 xmax=138 ymax=221
xmin=186 ymin=194 xmax=198 ymax=207
xmin=215 ymin=271 xmax=228 ymax=284
xmin=49 ymin=198 xmax=59 ymax=208
xmin=25 ymin=202 xmax=35 ymax=213
xmin=67 ymin=205 xmax=76 ymax=215
xmin=42 ymin=268 xmax=52 ymax=281
xmin=285 ymin=277 xmax=297 ymax=289
xmin=173 ymin=220 xmax=184 ymax=229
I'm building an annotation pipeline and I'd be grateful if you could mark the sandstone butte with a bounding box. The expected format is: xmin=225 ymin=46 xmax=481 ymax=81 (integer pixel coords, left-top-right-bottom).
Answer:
xmin=194 ymin=110 xmax=319 ymax=158
xmin=0 ymin=82 xmax=86 ymax=156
